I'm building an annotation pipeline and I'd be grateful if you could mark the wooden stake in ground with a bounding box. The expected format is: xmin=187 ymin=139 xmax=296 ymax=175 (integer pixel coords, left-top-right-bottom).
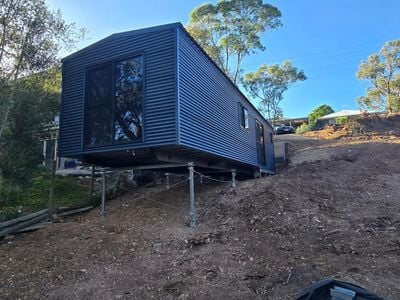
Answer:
xmin=89 ymin=165 xmax=95 ymax=199
xmin=48 ymin=136 xmax=58 ymax=221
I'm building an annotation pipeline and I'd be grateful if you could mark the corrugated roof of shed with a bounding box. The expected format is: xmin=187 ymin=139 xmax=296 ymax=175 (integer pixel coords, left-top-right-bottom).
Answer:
xmin=320 ymin=110 xmax=362 ymax=119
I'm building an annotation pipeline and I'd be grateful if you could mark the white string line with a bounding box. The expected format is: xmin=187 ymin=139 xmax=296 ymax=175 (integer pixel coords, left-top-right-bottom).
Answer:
xmin=165 ymin=173 xmax=187 ymax=177
xmin=119 ymin=177 xmax=189 ymax=211
xmin=117 ymin=171 xmax=232 ymax=212
xmin=192 ymin=169 xmax=232 ymax=184
xmin=167 ymin=177 xmax=190 ymax=189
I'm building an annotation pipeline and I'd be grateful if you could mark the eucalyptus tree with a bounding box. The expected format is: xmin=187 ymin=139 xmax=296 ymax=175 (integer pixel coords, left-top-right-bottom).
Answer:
xmin=243 ymin=61 xmax=306 ymax=123
xmin=308 ymin=104 xmax=334 ymax=126
xmin=0 ymin=0 xmax=83 ymax=183
xmin=187 ymin=0 xmax=282 ymax=84
xmin=0 ymin=0 xmax=84 ymax=139
xmin=357 ymin=39 xmax=400 ymax=113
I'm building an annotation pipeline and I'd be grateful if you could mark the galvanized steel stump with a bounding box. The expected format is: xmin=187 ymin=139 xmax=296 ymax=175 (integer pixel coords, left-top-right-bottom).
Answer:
xmin=231 ymin=169 xmax=236 ymax=188
xmin=165 ymin=172 xmax=170 ymax=190
xmin=101 ymin=171 xmax=106 ymax=218
xmin=188 ymin=163 xmax=196 ymax=228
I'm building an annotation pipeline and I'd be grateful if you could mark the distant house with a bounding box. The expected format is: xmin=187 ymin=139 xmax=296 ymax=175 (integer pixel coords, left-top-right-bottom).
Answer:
xmin=41 ymin=118 xmax=59 ymax=168
xmin=59 ymin=23 xmax=275 ymax=176
xmin=277 ymin=117 xmax=309 ymax=128
xmin=42 ymin=116 xmax=78 ymax=170
xmin=320 ymin=110 xmax=362 ymax=125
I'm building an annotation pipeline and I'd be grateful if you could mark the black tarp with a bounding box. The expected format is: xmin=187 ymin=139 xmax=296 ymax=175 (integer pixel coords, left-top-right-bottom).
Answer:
xmin=296 ymin=279 xmax=386 ymax=300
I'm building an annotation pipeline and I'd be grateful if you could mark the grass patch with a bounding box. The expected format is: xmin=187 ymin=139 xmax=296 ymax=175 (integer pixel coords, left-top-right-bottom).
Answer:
xmin=0 ymin=168 xmax=90 ymax=222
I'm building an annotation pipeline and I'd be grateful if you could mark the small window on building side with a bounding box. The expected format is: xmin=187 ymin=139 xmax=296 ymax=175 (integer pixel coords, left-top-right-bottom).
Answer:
xmin=240 ymin=104 xmax=249 ymax=129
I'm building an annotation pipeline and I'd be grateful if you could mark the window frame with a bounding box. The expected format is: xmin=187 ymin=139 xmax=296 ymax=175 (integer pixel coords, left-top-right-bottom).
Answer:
xmin=239 ymin=103 xmax=250 ymax=129
xmin=83 ymin=53 xmax=145 ymax=149
xmin=255 ymin=119 xmax=266 ymax=165
xmin=84 ymin=63 xmax=114 ymax=148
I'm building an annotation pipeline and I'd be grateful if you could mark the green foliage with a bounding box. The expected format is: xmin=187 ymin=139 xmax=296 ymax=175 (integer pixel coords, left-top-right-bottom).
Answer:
xmin=0 ymin=168 xmax=89 ymax=221
xmin=0 ymin=70 xmax=61 ymax=185
xmin=0 ymin=0 xmax=84 ymax=78
xmin=0 ymin=0 xmax=83 ymax=186
xmin=0 ymin=0 xmax=84 ymax=139
xmin=186 ymin=0 xmax=282 ymax=84
xmin=24 ymin=170 xmax=89 ymax=210
xmin=335 ymin=116 xmax=349 ymax=125
xmin=357 ymin=39 xmax=400 ymax=113
xmin=296 ymin=123 xmax=312 ymax=134
xmin=308 ymin=104 xmax=334 ymax=125
xmin=243 ymin=61 xmax=306 ymax=122
xmin=0 ymin=207 xmax=20 ymax=222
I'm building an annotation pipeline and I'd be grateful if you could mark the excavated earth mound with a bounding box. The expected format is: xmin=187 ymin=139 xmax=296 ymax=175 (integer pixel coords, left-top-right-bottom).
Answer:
xmin=1 ymin=135 xmax=400 ymax=299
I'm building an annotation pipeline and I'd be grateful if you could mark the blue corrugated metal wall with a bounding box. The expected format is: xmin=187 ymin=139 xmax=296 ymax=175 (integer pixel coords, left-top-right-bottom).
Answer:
xmin=59 ymin=26 xmax=177 ymax=157
xmin=177 ymin=26 xmax=274 ymax=169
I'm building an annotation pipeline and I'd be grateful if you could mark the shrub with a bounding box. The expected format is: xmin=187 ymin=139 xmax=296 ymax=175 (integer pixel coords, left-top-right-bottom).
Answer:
xmin=296 ymin=123 xmax=313 ymax=134
xmin=0 ymin=206 xmax=20 ymax=222
xmin=336 ymin=116 xmax=349 ymax=125
xmin=0 ymin=167 xmax=90 ymax=220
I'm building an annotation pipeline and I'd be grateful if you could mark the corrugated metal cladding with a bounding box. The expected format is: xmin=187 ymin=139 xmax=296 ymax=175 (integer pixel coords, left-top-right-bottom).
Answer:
xmin=177 ymin=26 xmax=274 ymax=170
xmin=59 ymin=26 xmax=177 ymax=157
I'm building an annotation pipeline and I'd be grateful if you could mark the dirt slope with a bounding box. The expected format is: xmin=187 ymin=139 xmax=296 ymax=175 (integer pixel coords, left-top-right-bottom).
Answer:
xmin=1 ymin=135 xmax=400 ymax=299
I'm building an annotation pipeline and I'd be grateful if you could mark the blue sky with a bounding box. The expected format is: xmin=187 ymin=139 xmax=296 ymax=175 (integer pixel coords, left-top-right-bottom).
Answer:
xmin=48 ymin=0 xmax=400 ymax=118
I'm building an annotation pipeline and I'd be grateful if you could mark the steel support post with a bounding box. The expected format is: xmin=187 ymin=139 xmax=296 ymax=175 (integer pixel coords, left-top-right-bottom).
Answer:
xmin=165 ymin=173 xmax=170 ymax=190
xmin=188 ymin=163 xmax=196 ymax=228
xmin=231 ymin=169 xmax=236 ymax=188
xmin=101 ymin=171 xmax=106 ymax=218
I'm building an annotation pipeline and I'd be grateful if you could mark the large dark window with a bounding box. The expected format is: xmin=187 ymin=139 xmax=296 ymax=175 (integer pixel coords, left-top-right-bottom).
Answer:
xmin=239 ymin=103 xmax=249 ymax=129
xmin=114 ymin=57 xmax=144 ymax=143
xmin=85 ymin=65 xmax=113 ymax=146
xmin=84 ymin=55 xmax=144 ymax=147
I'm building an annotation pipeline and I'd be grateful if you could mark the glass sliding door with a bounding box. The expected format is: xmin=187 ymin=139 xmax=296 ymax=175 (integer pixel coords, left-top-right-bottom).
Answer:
xmin=84 ymin=55 xmax=144 ymax=148
xmin=114 ymin=56 xmax=144 ymax=143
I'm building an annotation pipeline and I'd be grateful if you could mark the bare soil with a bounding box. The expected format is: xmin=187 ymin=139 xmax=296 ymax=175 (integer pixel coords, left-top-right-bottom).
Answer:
xmin=1 ymin=135 xmax=400 ymax=299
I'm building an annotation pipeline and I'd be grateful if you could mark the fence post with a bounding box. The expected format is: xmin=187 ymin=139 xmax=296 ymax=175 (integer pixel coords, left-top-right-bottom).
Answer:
xmin=89 ymin=165 xmax=95 ymax=199
xmin=283 ymin=142 xmax=288 ymax=164
xmin=48 ymin=137 xmax=58 ymax=221
xmin=188 ymin=162 xmax=196 ymax=228
xmin=48 ymin=159 xmax=56 ymax=221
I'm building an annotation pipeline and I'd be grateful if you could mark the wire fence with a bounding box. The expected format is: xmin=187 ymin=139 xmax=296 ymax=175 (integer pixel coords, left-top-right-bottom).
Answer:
xmin=118 ymin=176 xmax=189 ymax=211
xmin=192 ymin=170 xmax=233 ymax=184
xmin=116 ymin=169 xmax=234 ymax=211
xmin=0 ymin=167 xmax=235 ymax=236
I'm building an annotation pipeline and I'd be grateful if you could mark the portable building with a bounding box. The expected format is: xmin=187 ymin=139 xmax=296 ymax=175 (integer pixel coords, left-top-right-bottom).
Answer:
xmin=59 ymin=22 xmax=275 ymax=175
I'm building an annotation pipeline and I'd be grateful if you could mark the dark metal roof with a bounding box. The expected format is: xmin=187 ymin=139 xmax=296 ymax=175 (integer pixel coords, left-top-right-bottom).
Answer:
xmin=62 ymin=22 xmax=181 ymax=62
